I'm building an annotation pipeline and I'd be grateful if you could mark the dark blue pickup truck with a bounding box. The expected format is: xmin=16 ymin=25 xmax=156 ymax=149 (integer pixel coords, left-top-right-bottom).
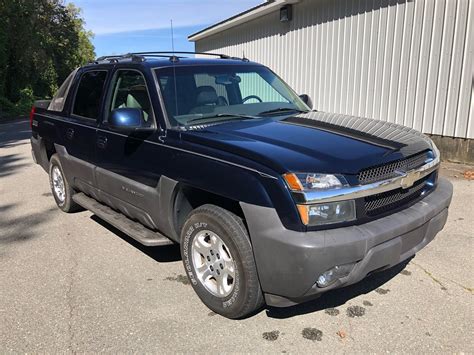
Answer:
xmin=30 ymin=52 xmax=453 ymax=318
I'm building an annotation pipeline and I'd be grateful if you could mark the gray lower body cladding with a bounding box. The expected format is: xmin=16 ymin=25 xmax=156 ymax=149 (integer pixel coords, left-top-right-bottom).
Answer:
xmin=31 ymin=136 xmax=49 ymax=172
xmin=31 ymin=141 xmax=182 ymax=243
xmin=241 ymin=178 xmax=453 ymax=307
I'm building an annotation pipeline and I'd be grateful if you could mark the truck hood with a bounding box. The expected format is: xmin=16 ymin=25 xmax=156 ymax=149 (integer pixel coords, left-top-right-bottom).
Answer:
xmin=180 ymin=111 xmax=433 ymax=175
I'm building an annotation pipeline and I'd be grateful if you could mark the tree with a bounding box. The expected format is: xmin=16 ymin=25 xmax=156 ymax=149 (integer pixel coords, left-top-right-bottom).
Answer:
xmin=0 ymin=0 xmax=95 ymax=117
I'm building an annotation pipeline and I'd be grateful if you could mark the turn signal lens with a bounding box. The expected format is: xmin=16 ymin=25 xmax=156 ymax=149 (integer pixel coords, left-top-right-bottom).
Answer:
xmin=283 ymin=173 xmax=304 ymax=191
xmin=283 ymin=173 xmax=346 ymax=191
xmin=297 ymin=205 xmax=309 ymax=225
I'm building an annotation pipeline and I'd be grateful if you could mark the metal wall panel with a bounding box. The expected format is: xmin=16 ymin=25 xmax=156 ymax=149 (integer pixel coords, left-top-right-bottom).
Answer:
xmin=195 ymin=0 xmax=474 ymax=139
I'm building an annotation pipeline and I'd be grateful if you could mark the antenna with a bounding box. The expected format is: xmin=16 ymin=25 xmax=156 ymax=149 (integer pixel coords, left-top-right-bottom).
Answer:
xmin=170 ymin=20 xmax=177 ymax=61
xmin=171 ymin=20 xmax=179 ymax=117
xmin=241 ymin=50 xmax=249 ymax=62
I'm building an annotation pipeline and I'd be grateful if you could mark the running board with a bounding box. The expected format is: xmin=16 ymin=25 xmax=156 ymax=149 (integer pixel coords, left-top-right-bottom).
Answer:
xmin=72 ymin=193 xmax=174 ymax=246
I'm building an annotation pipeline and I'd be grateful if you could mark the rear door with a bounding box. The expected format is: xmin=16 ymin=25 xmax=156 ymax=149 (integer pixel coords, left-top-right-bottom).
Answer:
xmin=61 ymin=69 xmax=109 ymax=195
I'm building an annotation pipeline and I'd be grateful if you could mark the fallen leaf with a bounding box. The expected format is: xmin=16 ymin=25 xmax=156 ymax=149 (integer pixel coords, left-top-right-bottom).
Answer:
xmin=463 ymin=170 xmax=474 ymax=180
xmin=336 ymin=330 xmax=346 ymax=339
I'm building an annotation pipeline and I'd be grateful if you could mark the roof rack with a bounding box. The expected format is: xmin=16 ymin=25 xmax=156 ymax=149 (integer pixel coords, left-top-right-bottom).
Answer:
xmin=133 ymin=51 xmax=232 ymax=59
xmin=93 ymin=51 xmax=247 ymax=64
xmin=94 ymin=53 xmax=147 ymax=63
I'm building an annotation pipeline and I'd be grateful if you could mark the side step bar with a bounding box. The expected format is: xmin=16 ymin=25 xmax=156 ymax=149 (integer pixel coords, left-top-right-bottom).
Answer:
xmin=73 ymin=193 xmax=174 ymax=247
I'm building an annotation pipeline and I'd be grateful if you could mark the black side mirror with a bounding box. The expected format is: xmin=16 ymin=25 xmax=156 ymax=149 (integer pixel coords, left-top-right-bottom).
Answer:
xmin=299 ymin=94 xmax=313 ymax=110
xmin=109 ymin=108 xmax=144 ymax=130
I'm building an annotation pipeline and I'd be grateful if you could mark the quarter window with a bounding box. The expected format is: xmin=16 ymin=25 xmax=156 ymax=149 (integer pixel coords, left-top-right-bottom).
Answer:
xmin=48 ymin=68 xmax=78 ymax=112
xmin=72 ymin=71 xmax=107 ymax=120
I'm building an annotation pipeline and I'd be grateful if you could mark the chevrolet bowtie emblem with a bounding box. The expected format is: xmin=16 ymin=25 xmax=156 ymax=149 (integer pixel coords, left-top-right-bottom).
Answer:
xmin=397 ymin=170 xmax=421 ymax=189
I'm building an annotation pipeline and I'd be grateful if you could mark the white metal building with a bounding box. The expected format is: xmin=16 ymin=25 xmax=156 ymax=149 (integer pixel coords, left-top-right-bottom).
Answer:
xmin=189 ymin=0 xmax=473 ymax=162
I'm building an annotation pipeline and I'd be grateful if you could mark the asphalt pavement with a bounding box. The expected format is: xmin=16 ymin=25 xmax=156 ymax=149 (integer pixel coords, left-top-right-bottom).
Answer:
xmin=0 ymin=119 xmax=472 ymax=353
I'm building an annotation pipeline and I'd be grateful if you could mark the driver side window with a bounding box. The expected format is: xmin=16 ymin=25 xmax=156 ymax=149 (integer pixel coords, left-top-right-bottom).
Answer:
xmin=109 ymin=70 xmax=154 ymax=125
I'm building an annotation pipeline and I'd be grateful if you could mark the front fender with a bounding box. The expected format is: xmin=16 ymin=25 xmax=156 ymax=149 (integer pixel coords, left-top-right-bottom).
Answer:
xmin=156 ymin=167 xmax=276 ymax=242
xmin=156 ymin=153 xmax=303 ymax=241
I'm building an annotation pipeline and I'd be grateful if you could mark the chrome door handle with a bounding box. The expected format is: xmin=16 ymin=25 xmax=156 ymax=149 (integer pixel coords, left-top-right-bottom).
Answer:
xmin=66 ymin=128 xmax=74 ymax=140
xmin=97 ymin=136 xmax=108 ymax=149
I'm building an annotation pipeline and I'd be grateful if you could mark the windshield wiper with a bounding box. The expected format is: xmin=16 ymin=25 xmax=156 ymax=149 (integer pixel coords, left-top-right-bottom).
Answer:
xmin=258 ymin=107 xmax=308 ymax=116
xmin=186 ymin=113 xmax=258 ymax=125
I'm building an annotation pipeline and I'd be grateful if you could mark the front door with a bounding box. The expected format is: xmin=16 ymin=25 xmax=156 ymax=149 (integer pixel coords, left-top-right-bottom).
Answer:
xmin=95 ymin=69 xmax=162 ymax=229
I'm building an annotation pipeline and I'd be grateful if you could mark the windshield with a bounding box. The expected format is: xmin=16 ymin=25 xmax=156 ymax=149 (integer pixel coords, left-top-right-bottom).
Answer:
xmin=155 ymin=65 xmax=310 ymax=127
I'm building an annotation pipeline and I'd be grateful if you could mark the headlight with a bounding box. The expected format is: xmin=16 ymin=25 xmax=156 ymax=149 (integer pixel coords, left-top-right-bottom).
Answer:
xmin=297 ymin=200 xmax=356 ymax=226
xmin=283 ymin=173 xmax=348 ymax=191
xmin=430 ymin=139 xmax=441 ymax=161
xmin=283 ymin=173 xmax=354 ymax=226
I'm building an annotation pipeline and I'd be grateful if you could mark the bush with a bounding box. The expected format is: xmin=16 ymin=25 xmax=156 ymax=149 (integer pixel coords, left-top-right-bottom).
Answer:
xmin=0 ymin=96 xmax=17 ymax=117
xmin=16 ymin=87 xmax=35 ymax=114
xmin=0 ymin=87 xmax=35 ymax=118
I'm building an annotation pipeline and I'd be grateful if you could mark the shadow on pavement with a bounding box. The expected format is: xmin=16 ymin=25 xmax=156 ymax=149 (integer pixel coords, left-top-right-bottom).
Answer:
xmin=0 ymin=119 xmax=31 ymax=179
xmin=0 ymin=153 xmax=29 ymax=179
xmin=90 ymin=215 xmax=182 ymax=263
xmin=0 ymin=203 xmax=59 ymax=247
xmin=265 ymin=259 xmax=411 ymax=319
xmin=0 ymin=119 xmax=31 ymax=147
xmin=0 ymin=141 xmax=29 ymax=149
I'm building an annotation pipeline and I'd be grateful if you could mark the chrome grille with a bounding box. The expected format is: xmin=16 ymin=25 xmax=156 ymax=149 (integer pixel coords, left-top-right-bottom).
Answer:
xmin=358 ymin=151 xmax=431 ymax=184
xmin=364 ymin=176 xmax=431 ymax=216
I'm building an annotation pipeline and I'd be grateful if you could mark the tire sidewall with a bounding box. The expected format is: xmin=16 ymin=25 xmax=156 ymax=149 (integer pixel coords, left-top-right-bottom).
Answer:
xmin=49 ymin=155 xmax=70 ymax=211
xmin=181 ymin=212 xmax=250 ymax=317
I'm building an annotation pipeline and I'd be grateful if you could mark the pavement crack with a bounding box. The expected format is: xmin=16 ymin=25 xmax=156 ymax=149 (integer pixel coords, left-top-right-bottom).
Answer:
xmin=412 ymin=262 xmax=446 ymax=288
xmin=66 ymin=250 xmax=79 ymax=352
xmin=442 ymin=278 xmax=474 ymax=294
xmin=412 ymin=262 xmax=473 ymax=294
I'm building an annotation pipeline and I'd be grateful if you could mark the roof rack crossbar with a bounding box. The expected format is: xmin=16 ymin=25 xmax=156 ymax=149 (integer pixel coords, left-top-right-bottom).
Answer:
xmin=130 ymin=51 xmax=232 ymax=59
xmin=93 ymin=51 xmax=244 ymax=63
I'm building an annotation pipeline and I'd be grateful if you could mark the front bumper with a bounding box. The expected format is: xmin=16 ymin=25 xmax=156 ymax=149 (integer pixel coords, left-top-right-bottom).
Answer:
xmin=241 ymin=178 xmax=453 ymax=307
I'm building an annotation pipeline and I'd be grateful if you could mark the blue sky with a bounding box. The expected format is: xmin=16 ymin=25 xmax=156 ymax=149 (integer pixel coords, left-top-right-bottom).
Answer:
xmin=69 ymin=0 xmax=262 ymax=57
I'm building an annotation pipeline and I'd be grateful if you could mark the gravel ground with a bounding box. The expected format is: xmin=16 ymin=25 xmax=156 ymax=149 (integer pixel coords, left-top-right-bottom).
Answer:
xmin=1 ymin=119 xmax=473 ymax=353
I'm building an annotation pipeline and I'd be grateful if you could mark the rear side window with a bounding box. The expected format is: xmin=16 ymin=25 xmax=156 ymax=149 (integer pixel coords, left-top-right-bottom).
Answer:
xmin=48 ymin=68 xmax=78 ymax=112
xmin=72 ymin=71 xmax=108 ymax=120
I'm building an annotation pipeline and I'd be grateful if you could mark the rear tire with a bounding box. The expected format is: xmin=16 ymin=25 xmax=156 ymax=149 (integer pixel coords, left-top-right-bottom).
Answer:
xmin=49 ymin=154 xmax=81 ymax=213
xmin=180 ymin=204 xmax=264 ymax=319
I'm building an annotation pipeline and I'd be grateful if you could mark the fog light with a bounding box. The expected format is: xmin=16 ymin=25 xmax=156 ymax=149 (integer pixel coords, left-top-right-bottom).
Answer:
xmin=316 ymin=263 xmax=356 ymax=288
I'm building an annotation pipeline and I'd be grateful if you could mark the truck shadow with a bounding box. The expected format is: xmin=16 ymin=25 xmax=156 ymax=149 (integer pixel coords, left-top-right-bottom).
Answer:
xmin=90 ymin=215 xmax=182 ymax=263
xmin=265 ymin=259 xmax=411 ymax=319
xmin=90 ymin=214 xmax=412 ymax=318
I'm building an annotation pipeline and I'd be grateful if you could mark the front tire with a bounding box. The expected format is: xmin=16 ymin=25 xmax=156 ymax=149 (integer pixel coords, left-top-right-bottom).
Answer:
xmin=49 ymin=154 xmax=81 ymax=213
xmin=180 ymin=204 xmax=264 ymax=319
